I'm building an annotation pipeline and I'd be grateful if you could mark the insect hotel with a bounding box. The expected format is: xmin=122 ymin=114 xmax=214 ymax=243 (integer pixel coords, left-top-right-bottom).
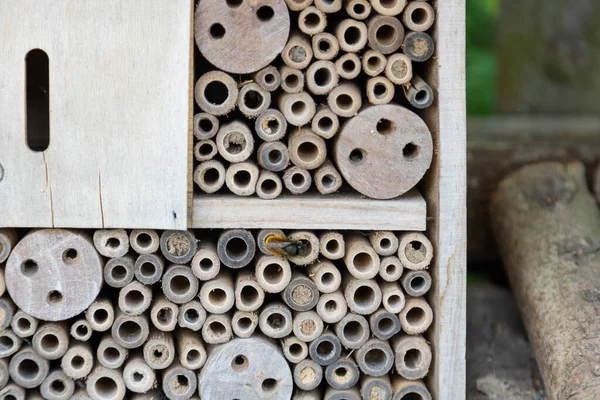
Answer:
xmin=0 ymin=0 xmax=465 ymax=399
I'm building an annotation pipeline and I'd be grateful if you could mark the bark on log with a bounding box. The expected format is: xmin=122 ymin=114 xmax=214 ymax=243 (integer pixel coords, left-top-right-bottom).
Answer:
xmin=491 ymin=161 xmax=600 ymax=399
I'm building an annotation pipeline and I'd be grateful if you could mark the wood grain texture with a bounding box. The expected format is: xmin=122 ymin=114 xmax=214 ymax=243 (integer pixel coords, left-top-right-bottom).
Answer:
xmin=0 ymin=0 xmax=191 ymax=229
xmin=192 ymin=191 xmax=426 ymax=230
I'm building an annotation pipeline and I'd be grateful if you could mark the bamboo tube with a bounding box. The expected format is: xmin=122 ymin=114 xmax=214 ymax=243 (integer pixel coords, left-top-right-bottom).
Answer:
xmin=194 ymin=160 xmax=226 ymax=194
xmin=255 ymin=255 xmax=293 ymax=293
xmin=398 ymin=297 xmax=433 ymax=334
xmin=392 ymin=334 xmax=432 ymax=380
xmin=61 ymin=343 xmax=94 ymax=380
xmin=259 ymin=302 xmax=293 ymax=339
xmin=306 ymin=61 xmax=339 ymax=95
xmin=238 ymin=83 xmax=271 ymax=118
xmin=123 ymin=353 xmax=156 ymax=394
xmin=231 ymin=311 xmax=259 ymax=338
xmin=346 ymin=0 xmax=371 ymax=20
xmin=361 ymin=375 xmax=393 ymax=400
xmin=160 ymin=231 xmax=197 ymax=265
xmin=70 ymin=319 xmax=93 ymax=342
xmin=402 ymin=1 xmax=435 ymax=32
xmin=379 ymin=256 xmax=403 ymax=282
xmin=258 ymin=141 xmax=290 ymax=172
xmin=225 ymin=161 xmax=260 ymax=196
xmin=111 ymin=310 xmax=150 ymax=349
xmin=287 ymin=231 xmax=320 ymax=266
xmin=311 ymin=107 xmax=339 ymax=139
xmin=392 ymin=377 xmax=432 ymax=400
xmin=97 ymin=334 xmax=128 ymax=369
xmin=0 ymin=359 xmax=7 ymax=391
xmin=282 ymin=336 xmax=309 ymax=364
xmin=324 ymin=387 xmax=361 ymax=400
xmin=293 ymin=359 xmax=323 ymax=390
xmin=86 ymin=367 xmax=126 ymax=400
xmin=193 ymin=112 xmax=219 ymax=141
xmin=285 ymin=0 xmax=313 ymax=11
xmin=0 ymin=267 xmax=4 ymax=297
xmin=32 ymin=322 xmax=69 ymax=360
xmin=93 ymin=229 xmax=129 ymax=258
xmin=307 ymin=260 xmax=342 ymax=294
xmin=199 ymin=274 xmax=235 ymax=314
xmin=118 ymin=281 xmax=152 ymax=316
xmin=406 ymin=75 xmax=434 ymax=109
xmin=288 ymin=129 xmax=327 ymax=170
xmin=354 ymin=338 xmax=394 ymax=377
xmin=0 ymin=384 xmax=25 ymax=399
xmin=161 ymin=264 xmax=199 ymax=304
xmin=194 ymin=71 xmax=239 ymax=116
xmin=0 ymin=229 xmax=17 ymax=264
xmin=369 ymin=231 xmax=399 ymax=256
xmin=336 ymin=19 xmax=368 ymax=53
xmin=190 ymin=240 xmax=220 ymax=281
xmin=11 ymin=310 xmax=37 ymax=338
xmin=279 ymin=66 xmax=305 ymax=94
xmin=149 ymin=296 xmax=179 ymax=332
xmin=316 ymin=291 xmax=348 ymax=324
xmin=299 ymin=6 xmax=327 ymax=35
xmin=385 ymin=53 xmax=413 ymax=85
xmin=366 ymin=77 xmax=395 ymax=105
xmin=362 ymin=50 xmax=386 ymax=77
xmin=134 ymin=254 xmax=164 ymax=285
xmin=397 ymin=232 xmax=433 ymax=270
xmin=282 ymin=33 xmax=314 ymax=69
xmin=328 ymin=83 xmax=362 ymax=117
xmin=0 ymin=330 xmax=21 ymax=358
xmin=335 ymin=53 xmax=361 ymax=79
xmin=344 ymin=277 xmax=382 ymax=315
xmin=129 ymin=229 xmax=160 ymax=255
xmin=202 ymin=314 xmax=233 ymax=345
xmin=319 ymin=232 xmax=345 ymax=260
xmin=278 ymin=92 xmax=317 ymax=126
xmin=401 ymin=270 xmax=432 ymax=297
xmin=325 ymin=356 xmax=360 ymax=390
xmin=254 ymin=66 xmax=281 ymax=92
xmin=256 ymin=170 xmax=284 ymax=200
xmin=369 ymin=308 xmax=401 ymax=341
xmin=367 ymin=15 xmax=405 ymax=54
xmin=86 ymin=298 xmax=114 ymax=332
xmin=370 ymin=0 xmax=406 ymax=16
xmin=293 ymin=311 xmax=324 ymax=342
xmin=315 ymin=0 xmax=342 ymax=12
xmin=177 ymin=300 xmax=207 ymax=332
xmin=235 ymin=271 xmax=265 ymax=312
xmin=40 ymin=370 xmax=74 ymax=400
xmin=104 ymin=256 xmax=135 ymax=288
xmin=217 ymin=229 xmax=256 ymax=269
xmin=216 ymin=121 xmax=254 ymax=163
xmin=193 ymin=139 xmax=217 ymax=162
xmin=143 ymin=329 xmax=175 ymax=370
xmin=177 ymin=329 xmax=207 ymax=370
xmin=312 ymin=32 xmax=340 ymax=60
xmin=284 ymin=167 xmax=313 ymax=195
xmin=344 ymin=234 xmax=381 ymax=279
xmin=308 ymin=332 xmax=342 ymax=366
xmin=8 ymin=346 xmax=49 ymax=389
xmin=335 ymin=313 xmax=370 ymax=350
xmin=255 ymin=109 xmax=288 ymax=141
xmin=0 ymin=296 xmax=15 ymax=331
xmin=403 ymin=32 xmax=435 ymax=62
xmin=257 ymin=229 xmax=285 ymax=255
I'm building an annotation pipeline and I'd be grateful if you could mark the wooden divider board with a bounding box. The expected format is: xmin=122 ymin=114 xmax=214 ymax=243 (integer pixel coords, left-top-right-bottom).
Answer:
xmin=0 ymin=0 xmax=192 ymax=229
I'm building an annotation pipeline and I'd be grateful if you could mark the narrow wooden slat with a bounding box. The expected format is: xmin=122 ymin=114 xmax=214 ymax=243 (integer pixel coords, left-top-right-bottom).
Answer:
xmin=192 ymin=190 xmax=426 ymax=231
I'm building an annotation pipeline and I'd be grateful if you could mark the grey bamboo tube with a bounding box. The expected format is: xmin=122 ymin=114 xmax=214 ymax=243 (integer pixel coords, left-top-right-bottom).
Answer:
xmin=360 ymin=375 xmax=393 ymax=400
xmin=0 ymin=229 xmax=17 ymax=263
xmin=256 ymin=170 xmax=283 ymax=200
xmin=259 ymin=302 xmax=293 ymax=339
xmin=354 ymin=338 xmax=394 ymax=377
xmin=282 ymin=33 xmax=314 ymax=70
xmin=149 ymin=296 xmax=179 ymax=332
xmin=0 ymin=296 xmax=15 ymax=331
xmin=190 ymin=240 xmax=220 ymax=281
xmin=346 ymin=0 xmax=371 ymax=20
xmin=381 ymin=281 xmax=406 ymax=314
xmin=193 ymin=112 xmax=219 ymax=141
xmin=160 ymin=230 xmax=197 ymax=265
xmin=0 ymin=384 xmax=25 ymax=399
xmin=225 ymin=161 xmax=260 ymax=196
xmin=325 ymin=356 xmax=360 ymax=390
xmin=0 ymin=268 xmax=4 ymax=298
xmin=143 ymin=329 xmax=175 ymax=370
xmin=85 ymin=367 xmax=126 ymax=400
xmin=118 ymin=281 xmax=152 ymax=316
xmin=335 ymin=53 xmax=361 ymax=80
xmin=316 ymin=291 xmax=348 ymax=324
xmin=402 ymin=1 xmax=435 ymax=32
xmin=311 ymin=107 xmax=339 ymax=139
xmin=97 ymin=334 xmax=128 ymax=369
xmin=406 ymin=75 xmax=434 ymax=109
xmin=288 ymin=129 xmax=327 ymax=170
xmin=293 ymin=359 xmax=323 ymax=391
xmin=86 ymin=298 xmax=114 ymax=332
xmin=61 ymin=343 xmax=94 ymax=380
xmin=335 ymin=19 xmax=368 ymax=53
xmin=93 ymin=229 xmax=129 ymax=258
xmin=366 ymin=76 xmax=395 ymax=105
xmin=379 ymin=256 xmax=404 ymax=282
xmin=344 ymin=234 xmax=381 ymax=279
xmin=299 ymin=6 xmax=327 ymax=35
xmin=161 ymin=264 xmax=199 ymax=304
xmin=319 ymin=231 xmax=345 ymax=260
xmin=306 ymin=60 xmax=339 ymax=95
xmin=11 ymin=310 xmax=37 ymax=338
xmin=255 ymin=109 xmax=288 ymax=141
xmin=385 ymin=53 xmax=413 ymax=85
xmin=392 ymin=377 xmax=432 ymax=400
xmin=40 ymin=369 xmax=74 ymax=400
xmin=231 ymin=311 xmax=259 ymax=338
xmin=177 ymin=328 xmax=207 ymax=370
xmin=201 ymin=314 xmax=233 ymax=345
xmin=282 ymin=336 xmax=309 ymax=364
xmin=344 ymin=277 xmax=382 ymax=315
xmin=194 ymin=160 xmax=226 ymax=194
xmin=194 ymin=71 xmax=238 ymax=116
xmin=199 ymin=273 xmax=235 ymax=314
xmin=294 ymin=389 xmax=322 ymax=400
xmin=279 ymin=66 xmax=305 ymax=94
xmin=70 ymin=319 xmax=93 ymax=342
xmin=312 ymin=32 xmax=339 ymax=61
xmin=367 ymin=15 xmax=405 ymax=54
xmin=0 ymin=359 xmax=7 ymax=390
xmin=111 ymin=310 xmax=150 ymax=349
xmin=397 ymin=232 xmax=433 ymax=271
xmin=8 ymin=346 xmax=49 ymax=389
xmin=123 ymin=353 xmax=156 ymax=394
xmin=308 ymin=332 xmax=342 ymax=366
xmin=278 ymin=92 xmax=317 ymax=126
xmin=255 ymin=255 xmax=292 ymax=293
xmin=235 ymin=271 xmax=265 ymax=312
xmin=328 ymin=83 xmax=362 ymax=117
xmin=307 ymin=260 xmax=342 ymax=293
xmin=193 ymin=139 xmax=217 ymax=162
xmin=403 ymin=32 xmax=435 ymax=62
xmin=401 ymin=270 xmax=432 ymax=297
xmin=258 ymin=141 xmax=290 ymax=172
xmin=293 ymin=311 xmax=324 ymax=342
xmin=129 ymin=229 xmax=160 ymax=255
xmin=0 ymin=330 xmax=21 ymax=358
xmin=134 ymin=254 xmax=164 ymax=285
xmin=254 ymin=66 xmax=281 ymax=92
xmin=104 ymin=256 xmax=135 ymax=288
xmin=238 ymin=82 xmax=271 ymax=118
xmin=217 ymin=229 xmax=256 ymax=269
xmin=216 ymin=121 xmax=255 ymax=163
xmin=284 ymin=167 xmax=312 ymax=195
xmin=392 ymin=334 xmax=432 ymax=380
xmin=287 ymin=230 xmax=320 ymax=266
xmin=32 ymin=322 xmax=69 ymax=360
xmin=335 ymin=313 xmax=370 ymax=350
xmin=370 ymin=0 xmax=406 ymax=16
xmin=362 ymin=50 xmax=387 ymax=77
xmin=369 ymin=308 xmax=401 ymax=340
xmin=177 ymin=300 xmax=207 ymax=332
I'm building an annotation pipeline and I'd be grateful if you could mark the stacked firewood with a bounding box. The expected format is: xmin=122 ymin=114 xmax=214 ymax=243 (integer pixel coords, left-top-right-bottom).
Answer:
xmin=0 ymin=227 xmax=434 ymax=399
xmin=193 ymin=0 xmax=435 ymax=200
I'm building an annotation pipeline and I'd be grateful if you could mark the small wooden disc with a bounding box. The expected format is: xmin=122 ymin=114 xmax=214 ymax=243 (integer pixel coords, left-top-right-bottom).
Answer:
xmin=5 ymin=229 xmax=103 ymax=321
xmin=334 ymin=104 xmax=433 ymax=199
xmin=195 ymin=0 xmax=290 ymax=74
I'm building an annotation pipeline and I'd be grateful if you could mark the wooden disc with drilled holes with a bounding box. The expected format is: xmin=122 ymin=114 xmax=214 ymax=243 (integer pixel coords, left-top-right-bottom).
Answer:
xmin=199 ymin=337 xmax=293 ymax=399
xmin=334 ymin=104 xmax=433 ymax=199
xmin=5 ymin=229 xmax=103 ymax=321
xmin=195 ymin=0 xmax=290 ymax=74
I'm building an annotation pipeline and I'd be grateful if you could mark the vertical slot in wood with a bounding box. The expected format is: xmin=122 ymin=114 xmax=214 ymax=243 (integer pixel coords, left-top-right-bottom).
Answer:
xmin=25 ymin=49 xmax=50 ymax=152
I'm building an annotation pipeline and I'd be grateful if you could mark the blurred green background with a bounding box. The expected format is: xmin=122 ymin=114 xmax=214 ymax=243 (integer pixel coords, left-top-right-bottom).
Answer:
xmin=467 ymin=0 xmax=498 ymax=116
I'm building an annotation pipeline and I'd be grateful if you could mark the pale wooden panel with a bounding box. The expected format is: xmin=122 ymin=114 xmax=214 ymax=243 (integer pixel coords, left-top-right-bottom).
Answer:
xmin=0 ymin=0 xmax=191 ymax=229
xmin=192 ymin=191 xmax=426 ymax=231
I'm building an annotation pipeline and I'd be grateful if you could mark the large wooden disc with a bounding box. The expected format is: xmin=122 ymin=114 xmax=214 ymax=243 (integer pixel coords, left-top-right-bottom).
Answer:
xmin=334 ymin=104 xmax=433 ymax=199
xmin=5 ymin=229 xmax=103 ymax=321
xmin=195 ymin=0 xmax=290 ymax=74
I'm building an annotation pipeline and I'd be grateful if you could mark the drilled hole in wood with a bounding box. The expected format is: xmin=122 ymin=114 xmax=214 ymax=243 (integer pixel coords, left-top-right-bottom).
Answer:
xmin=376 ymin=24 xmax=396 ymax=46
xmin=47 ymin=290 xmax=63 ymax=305
xmin=344 ymin=26 xmax=361 ymax=45
xmin=62 ymin=248 xmax=79 ymax=264
xmin=232 ymin=354 xmax=249 ymax=371
xmin=262 ymin=378 xmax=278 ymax=392
xmin=403 ymin=143 xmax=420 ymax=159
xmin=349 ymin=148 xmax=365 ymax=164
xmin=226 ymin=0 xmax=243 ymax=8
xmin=21 ymin=259 xmax=38 ymax=277
xmin=257 ymin=6 xmax=274 ymax=22
xmin=209 ymin=23 xmax=226 ymax=39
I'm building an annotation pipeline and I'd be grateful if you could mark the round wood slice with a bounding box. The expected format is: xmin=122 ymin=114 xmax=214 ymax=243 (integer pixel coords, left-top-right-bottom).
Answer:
xmin=5 ymin=229 xmax=103 ymax=321
xmin=195 ymin=0 xmax=290 ymax=74
xmin=334 ymin=104 xmax=433 ymax=199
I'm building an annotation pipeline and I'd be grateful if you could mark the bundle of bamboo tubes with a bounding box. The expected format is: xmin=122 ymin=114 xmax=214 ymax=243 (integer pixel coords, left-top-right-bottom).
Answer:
xmin=193 ymin=0 xmax=435 ymax=200
xmin=0 ymin=227 xmax=434 ymax=399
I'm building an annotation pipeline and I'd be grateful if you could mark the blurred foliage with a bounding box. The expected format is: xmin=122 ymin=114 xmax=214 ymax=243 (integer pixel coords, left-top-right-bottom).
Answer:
xmin=467 ymin=0 xmax=499 ymax=115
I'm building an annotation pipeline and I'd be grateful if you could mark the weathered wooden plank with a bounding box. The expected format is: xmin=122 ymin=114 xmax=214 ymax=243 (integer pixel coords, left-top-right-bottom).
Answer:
xmin=192 ymin=191 xmax=426 ymax=230
xmin=0 ymin=0 xmax=191 ymax=229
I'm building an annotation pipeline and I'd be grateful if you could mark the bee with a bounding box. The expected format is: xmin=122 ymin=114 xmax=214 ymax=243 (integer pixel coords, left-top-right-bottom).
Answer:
xmin=264 ymin=234 xmax=307 ymax=259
